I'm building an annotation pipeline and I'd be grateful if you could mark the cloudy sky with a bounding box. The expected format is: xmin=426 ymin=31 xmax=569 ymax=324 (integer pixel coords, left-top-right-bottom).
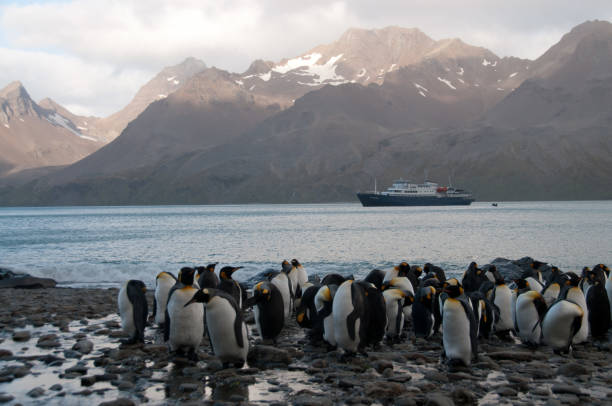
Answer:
xmin=0 ymin=0 xmax=610 ymax=117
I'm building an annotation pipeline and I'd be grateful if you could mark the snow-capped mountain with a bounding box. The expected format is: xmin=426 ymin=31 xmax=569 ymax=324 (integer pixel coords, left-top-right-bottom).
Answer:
xmin=0 ymin=82 xmax=101 ymax=175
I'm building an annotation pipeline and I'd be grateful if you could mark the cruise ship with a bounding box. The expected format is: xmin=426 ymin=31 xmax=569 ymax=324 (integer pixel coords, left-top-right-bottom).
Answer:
xmin=357 ymin=179 xmax=475 ymax=207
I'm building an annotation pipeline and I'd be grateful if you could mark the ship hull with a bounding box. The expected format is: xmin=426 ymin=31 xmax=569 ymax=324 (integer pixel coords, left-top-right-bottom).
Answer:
xmin=356 ymin=193 xmax=474 ymax=207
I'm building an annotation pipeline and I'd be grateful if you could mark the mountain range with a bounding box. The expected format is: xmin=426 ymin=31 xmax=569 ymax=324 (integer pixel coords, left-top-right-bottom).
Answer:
xmin=1 ymin=20 xmax=611 ymax=204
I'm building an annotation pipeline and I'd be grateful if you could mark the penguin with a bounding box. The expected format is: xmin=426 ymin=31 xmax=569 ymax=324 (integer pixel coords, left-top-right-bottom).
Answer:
xmin=562 ymin=272 xmax=589 ymax=344
xmin=521 ymin=272 xmax=543 ymax=293
xmin=196 ymin=263 xmax=219 ymax=289
xmin=579 ymin=267 xmax=593 ymax=296
xmin=247 ymin=281 xmax=284 ymax=343
xmin=484 ymin=270 xmax=514 ymax=336
xmin=218 ymin=266 xmax=244 ymax=308
xmin=541 ymin=270 xmax=567 ymax=307
xmin=296 ymin=284 xmax=320 ymax=329
xmin=270 ymin=261 xmax=294 ymax=321
xmin=382 ymin=276 xmax=415 ymax=320
xmin=286 ymin=260 xmax=300 ymax=302
xmin=511 ymin=278 xmax=532 ymax=329
xmin=291 ymin=259 xmax=309 ymax=300
xmin=332 ymin=280 xmax=366 ymax=356
xmin=413 ymin=285 xmax=436 ymax=338
xmin=461 ymin=262 xmax=487 ymax=293
xmin=314 ymin=284 xmax=337 ymax=348
xmin=164 ymin=267 xmax=203 ymax=360
xmin=605 ymin=267 xmax=612 ymax=323
xmin=383 ymin=288 xmax=407 ymax=342
xmin=321 ymin=273 xmax=351 ymax=286
xmin=423 ymin=263 xmax=446 ymax=283
xmin=407 ymin=265 xmax=423 ymax=290
xmin=152 ymin=271 xmax=176 ymax=326
xmin=185 ymin=288 xmax=248 ymax=368
xmin=118 ymin=280 xmax=148 ymax=344
xmin=541 ymin=293 xmax=584 ymax=354
xmin=440 ymin=281 xmax=477 ymax=367
xmin=364 ymin=269 xmax=386 ymax=290
xmin=359 ymin=280 xmax=387 ymax=349
xmin=467 ymin=290 xmax=497 ymax=339
xmin=585 ymin=270 xmax=611 ymax=338
xmin=384 ymin=262 xmax=411 ymax=283
xmin=514 ymin=290 xmax=547 ymax=347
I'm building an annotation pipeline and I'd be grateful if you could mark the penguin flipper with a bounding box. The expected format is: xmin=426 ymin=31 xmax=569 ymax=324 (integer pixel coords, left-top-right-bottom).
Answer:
xmin=132 ymin=293 xmax=148 ymax=341
xmin=459 ymin=298 xmax=478 ymax=360
xmin=152 ymin=296 xmax=157 ymax=320
xmin=163 ymin=309 xmax=171 ymax=342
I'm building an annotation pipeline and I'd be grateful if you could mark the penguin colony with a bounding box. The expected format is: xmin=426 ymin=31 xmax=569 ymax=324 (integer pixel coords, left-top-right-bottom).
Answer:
xmin=118 ymin=260 xmax=612 ymax=368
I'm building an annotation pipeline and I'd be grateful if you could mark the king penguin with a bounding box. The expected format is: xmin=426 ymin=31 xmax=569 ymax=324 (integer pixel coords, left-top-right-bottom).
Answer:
xmin=185 ymin=288 xmax=249 ymax=368
xmin=164 ymin=267 xmax=203 ymax=361
xmin=541 ymin=287 xmax=584 ymax=354
xmin=118 ymin=280 xmax=148 ymax=344
xmin=291 ymin=259 xmax=309 ymax=300
xmin=514 ymin=290 xmax=547 ymax=347
xmin=585 ymin=269 xmax=611 ymax=338
xmin=461 ymin=262 xmax=487 ymax=293
xmin=541 ymin=269 xmax=567 ymax=307
xmin=563 ymin=272 xmax=589 ymax=344
xmin=484 ymin=269 xmax=514 ymax=337
xmin=314 ymin=284 xmax=337 ymax=348
xmin=247 ymin=281 xmax=284 ymax=343
xmin=219 ymin=266 xmax=244 ymax=308
xmin=413 ymin=285 xmax=437 ymax=338
xmin=196 ymin=263 xmax=219 ymax=289
xmin=271 ymin=261 xmax=294 ymax=321
xmin=383 ymin=288 xmax=408 ymax=343
xmin=332 ymin=280 xmax=365 ymax=356
xmin=440 ymin=281 xmax=477 ymax=367
xmin=152 ymin=271 xmax=176 ymax=327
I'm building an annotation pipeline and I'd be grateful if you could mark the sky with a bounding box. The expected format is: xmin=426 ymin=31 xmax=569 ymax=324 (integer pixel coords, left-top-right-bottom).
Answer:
xmin=0 ymin=0 xmax=610 ymax=117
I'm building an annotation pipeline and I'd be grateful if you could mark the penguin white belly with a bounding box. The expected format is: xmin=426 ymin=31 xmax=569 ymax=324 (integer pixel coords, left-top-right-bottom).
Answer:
xmin=118 ymin=284 xmax=135 ymax=337
xmin=383 ymin=268 xmax=398 ymax=283
xmin=167 ymin=287 xmax=204 ymax=351
xmin=442 ymin=299 xmax=472 ymax=365
xmin=288 ymin=270 xmax=299 ymax=297
xmin=542 ymin=300 xmax=582 ymax=351
xmin=494 ymin=285 xmax=513 ymax=332
xmin=271 ymin=274 xmax=291 ymax=320
xmin=154 ymin=277 xmax=175 ymax=325
xmin=206 ymin=297 xmax=248 ymax=363
xmin=297 ymin=267 xmax=308 ymax=288
xmin=525 ymin=277 xmax=543 ymax=293
xmin=566 ymin=288 xmax=589 ymax=344
xmin=515 ymin=294 xmax=541 ymax=344
xmin=542 ymin=284 xmax=560 ymax=307
xmin=384 ymin=298 xmax=400 ymax=337
xmin=322 ymin=314 xmax=336 ymax=346
xmin=333 ymin=281 xmax=360 ymax=353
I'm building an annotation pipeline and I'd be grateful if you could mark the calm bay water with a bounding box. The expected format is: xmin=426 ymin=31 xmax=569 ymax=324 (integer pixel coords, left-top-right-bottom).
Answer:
xmin=0 ymin=202 xmax=610 ymax=287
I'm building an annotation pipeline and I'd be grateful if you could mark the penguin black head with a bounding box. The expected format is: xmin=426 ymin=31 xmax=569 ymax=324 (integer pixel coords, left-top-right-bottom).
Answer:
xmin=195 ymin=266 xmax=206 ymax=278
xmin=178 ymin=267 xmax=196 ymax=285
xmin=486 ymin=265 xmax=504 ymax=285
xmin=281 ymin=260 xmax=293 ymax=274
xmin=419 ymin=285 xmax=437 ymax=304
xmin=468 ymin=261 xmax=480 ymax=274
xmin=127 ymin=279 xmax=147 ymax=294
xmin=581 ymin=266 xmax=591 ymax=278
xmin=411 ymin=265 xmax=423 ymax=278
xmin=395 ymin=261 xmax=410 ymax=276
xmin=220 ymin=266 xmax=243 ymax=280
xmin=291 ymin=259 xmax=301 ymax=267
xmin=443 ymin=280 xmax=464 ymax=298
xmin=206 ymin=263 xmax=218 ymax=272
xmin=185 ymin=288 xmax=212 ymax=306
xmin=253 ymin=281 xmax=273 ymax=302
xmin=564 ymin=272 xmax=580 ymax=287
xmin=513 ymin=278 xmax=530 ymax=294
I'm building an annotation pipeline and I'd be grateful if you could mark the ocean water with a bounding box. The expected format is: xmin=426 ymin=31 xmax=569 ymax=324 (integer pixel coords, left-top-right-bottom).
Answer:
xmin=0 ymin=202 xmax=610 ymax=288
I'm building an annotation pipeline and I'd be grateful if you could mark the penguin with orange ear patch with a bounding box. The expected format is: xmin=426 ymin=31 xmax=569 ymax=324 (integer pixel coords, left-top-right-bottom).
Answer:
xmin=246 ymin=281 xmax=284 ymax=343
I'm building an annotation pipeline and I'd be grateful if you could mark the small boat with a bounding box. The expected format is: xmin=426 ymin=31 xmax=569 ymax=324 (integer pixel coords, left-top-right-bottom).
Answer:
xmin=492 ymin=203 xmax=498 ymax=207
xmin=356 ymin=179 xmax=475 ymax=207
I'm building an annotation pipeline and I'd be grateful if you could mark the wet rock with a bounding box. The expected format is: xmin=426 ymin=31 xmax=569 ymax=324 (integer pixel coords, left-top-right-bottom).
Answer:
xmin=557 ymin=363 xmax=591 ymax=377
xmin=364 ymin=382 xmax=407 ymax=398
xmin=11 ymin=366 xmax=30 ymax=378
xmin=179 ymin=383 xmax=198 ymax=392
xmin=0 ymin=275 xmax=57 ymax=289
xmin=64 ymin=350 xmax=82 ymax=359
xmin=292 ymin=390 xmax=332 ymax=406
xmin=487 ymin=351 xmax=547 ymax=361
xmin=27 ymin=387 xmax=45 ymax=398
xmin=50 ymin=384 xmax=63 ymax=391
xmin=65 ymin=364 xmax=88 ymax=375
xmin=247 ymin=345 xmax=292 ymax=367
xmin=12 ymin=330 xmax=31 ymax=342
xmin=551 ymin=383 xmax=582 ymax=395
xmin=73 ymin=339 xmax=94 ymax=354
xmin=311 ymin=358 xmax=328 ymax=369
xmin=98 ymin=398 xmax=136 ymax=406
xmin=117 ymin=381 xmax=134 ymax=391
xmin=0 ymin=350 xmax=12 ymax=359
xmin=496 ymin=386 xmax=518 ymax=397
xmin=373 ymin=359 xmax=393 ymax=373
xmin=395 ymin=396 xmax=418 ymax=406
xmin=0 ymin=394 xmax=14 ymax=403
xmin=81 ymin=376 xmax=97 ymax=386
xmin=425 ymin=393 xmax=455 ymax=406
xmin=451 ymin=388 xmax=476 ymax=406
xmin=37 ymin=333 xmax=60 ymax=348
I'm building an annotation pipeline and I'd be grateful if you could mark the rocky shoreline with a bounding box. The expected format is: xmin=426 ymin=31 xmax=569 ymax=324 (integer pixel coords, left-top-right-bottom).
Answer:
xmin=0 ymin=287 xmax=611 ymax=405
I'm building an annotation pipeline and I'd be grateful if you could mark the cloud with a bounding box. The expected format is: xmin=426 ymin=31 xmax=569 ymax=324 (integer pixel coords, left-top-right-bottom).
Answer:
xmin=0 ymin=0 xmax=611 ymax=116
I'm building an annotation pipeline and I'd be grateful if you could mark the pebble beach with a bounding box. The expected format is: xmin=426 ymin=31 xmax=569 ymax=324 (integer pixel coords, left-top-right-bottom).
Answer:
xmin=1 ymin=287 xmax=611 ymax=405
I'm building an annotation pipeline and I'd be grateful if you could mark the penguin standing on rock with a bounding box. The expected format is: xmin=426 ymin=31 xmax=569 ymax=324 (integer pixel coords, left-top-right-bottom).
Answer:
xmin=541 ymin=270 xmax=567 ymax=307
xmin=315 ymin=284 xmax=337 ymax=348
xmin=333 ymin=280 xmax=366 ymax=356
xmin=462 ymin=262 xmax=487 ymax=293
xmin=118 ymin=280 xmax=148 ymax=344
xmin=291 ymin=259 xmax=308 ymax=300
xmin=542 ymin=288 xmax=584 ymax=354
xmin=413 ymin=285 xmax=437 ymax=338
xmin=440 ymin=280 xmax=477 ymax=367
xmin=563 ymin=272 xmax=589 ymax=344
xmin=296 ymin=284 xmax=320 ymax=329
xmin=246 ymin=281 xmax=284 ymax=343
xmin=383 ymin=288 xmax=408 ymax=343
xmin=164 ymin=267 xmax=203 ymax=361
xmin=270 ymin=261 xmax=294 ymax=321
xmin=152 ymin=272 xmax=176 ymax=327
xmin=185 ymin=288 xmax=248 ymax=368
xmin=585 ymin=269 xmax=611 ymax=338
xmin=483 ymin=267 xmax=514 ymax=337
xmin=219 ymin=266 xmax=244 ymax=308
xmin=514 ymin=290 xmax=547 ymax=347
